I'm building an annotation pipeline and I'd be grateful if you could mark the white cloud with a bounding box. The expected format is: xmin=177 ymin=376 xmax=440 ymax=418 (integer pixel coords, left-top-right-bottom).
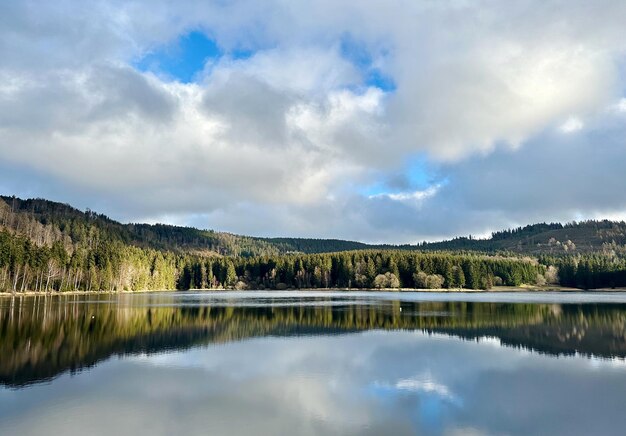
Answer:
xmin=559 ymin=116 xmax=584 ymax=133
xmin=202 ymin=47 xmax=359 ymax=95
xmin=0 ymin=60 xmax=376 ymax=216
xmin=368 ymin=185 xmax=440 ymax=202
xmin=612 ymin=98 xmax=626 ymax=113
xmin=2 ymin=1 xmax=626 ymax=240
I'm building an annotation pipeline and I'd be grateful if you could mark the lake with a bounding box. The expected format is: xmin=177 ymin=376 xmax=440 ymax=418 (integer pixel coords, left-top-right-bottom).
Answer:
xmin=1 ymin=291 xmax=625 ymax=435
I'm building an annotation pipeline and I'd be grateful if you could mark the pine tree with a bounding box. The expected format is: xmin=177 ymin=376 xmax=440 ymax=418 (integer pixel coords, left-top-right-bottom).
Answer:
xmin=225 ymin=260 xmax=237 ymax=288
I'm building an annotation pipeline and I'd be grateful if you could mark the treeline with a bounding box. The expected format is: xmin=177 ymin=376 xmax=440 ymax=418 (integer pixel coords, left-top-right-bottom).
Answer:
xmin=417 ymin=219 xmax=626 ymax=254
xmin=491 ymin=223 xmax=564 ymax=240
xmin=541 ymin=254 xmax=626 ymax=289
xmin=258 ymin=237 xmax=370 ymax=254
xmin=177 ymin=251 xmax=545 ymax=291
xmin=4 ymin=194 xmax=626 ymax=291
xmin=0 ymin=196 xmax=375 ymax=257
xmin=0 ymin=230 xmax=178 ymax=292
xmin=4 ymin=226 xmax=626 ymax=292
xmin=0 ymin=196 xmax=284 ymax=257
xmin=1 ymin=228 xmax=545 ymax=292
xmin=6 ymin=195 xmax=626 ymax=258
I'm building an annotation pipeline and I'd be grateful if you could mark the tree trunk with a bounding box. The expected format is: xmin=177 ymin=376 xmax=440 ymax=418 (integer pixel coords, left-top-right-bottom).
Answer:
xmin=12 ymin=265 xmax=20 ymax=292
xmin=20 ymin=268 xmax=28 ymax=292
xmin=59 ymin=269 xmax=66 ymax=292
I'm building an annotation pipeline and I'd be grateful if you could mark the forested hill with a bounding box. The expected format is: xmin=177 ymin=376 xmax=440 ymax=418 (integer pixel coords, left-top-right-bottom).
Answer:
xmin=264 ymin=220 xmax=626 ymax=255
xmin=0 ymin=196 xmax=367 ymax=257
xmin=2 ymin=195 xmax=626 ymax=257
xmin=419 ymin=221 xmax=626 ymax=255
xmin=3 ymin=194 xmax=626 ymax=292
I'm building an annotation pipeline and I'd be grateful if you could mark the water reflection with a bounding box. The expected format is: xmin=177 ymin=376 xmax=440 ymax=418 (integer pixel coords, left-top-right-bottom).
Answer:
xmin=1 ymin=332 xmax=625 ymax=435
xmin=1 ymin=292 xmax=625 ymax=387
xmin=0 ymin=292 xmax=625 ymax=435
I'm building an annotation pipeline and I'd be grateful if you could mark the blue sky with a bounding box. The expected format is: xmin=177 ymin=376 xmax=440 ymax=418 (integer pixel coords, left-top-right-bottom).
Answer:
xmin=339 ymin=33 xmax=396 ymax=92
xmin=1 ymin=1 xmax=626 ymax=242
xmin=135 ymin=31 xmax=257 ymax=83
xmin=135 ymin=31 xmax=222 ymax=83
xmin=360 ymin=155 xmax=436 ymax=197
xmin=135 ymin=30 xmax=397 ymax=90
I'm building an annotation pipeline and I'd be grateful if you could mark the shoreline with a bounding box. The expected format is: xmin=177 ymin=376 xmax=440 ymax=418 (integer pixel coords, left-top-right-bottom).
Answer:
xmin=1 ymin=286 xmax=625 ymax=297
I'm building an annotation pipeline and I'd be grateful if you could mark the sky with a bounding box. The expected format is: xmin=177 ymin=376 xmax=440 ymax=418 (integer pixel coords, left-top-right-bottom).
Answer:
xmin=1 ymin=0 xmax=626 ymax=243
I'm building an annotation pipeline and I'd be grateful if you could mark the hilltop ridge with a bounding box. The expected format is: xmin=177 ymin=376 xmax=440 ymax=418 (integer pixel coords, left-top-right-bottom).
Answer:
xmin=2 ymin=195 xmax=625 ymax=257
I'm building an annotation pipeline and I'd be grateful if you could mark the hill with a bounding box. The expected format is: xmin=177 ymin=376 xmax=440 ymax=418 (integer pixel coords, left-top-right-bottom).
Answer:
xmin=3 ymin=195 xmax=626 ymax=258
xmin=0 ymin=196 xmax=367 ymax=257
xmin=419 ymin=222 xmax=626 ymax=255
xmin=1 ymin=194 xmax=626 ymax=292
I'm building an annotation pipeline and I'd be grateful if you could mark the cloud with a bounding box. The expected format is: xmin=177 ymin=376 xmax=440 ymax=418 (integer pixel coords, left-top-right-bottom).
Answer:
xmin=612 ymin=98 xmax=626 ymax=113
xmin=1 ymin=1 xmax=626 ymax=241
xmin=560 ymin=117 xmax=584 ymax=133
xmin=368 ymin=185 xmax=440 ymax=202
xmin=0 ymin=59 xmax=380 ymax=218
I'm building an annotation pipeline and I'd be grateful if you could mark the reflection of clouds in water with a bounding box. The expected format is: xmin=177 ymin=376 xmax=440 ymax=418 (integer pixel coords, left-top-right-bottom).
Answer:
xmin=127 ymin=336 xmax=367 ymax=384
xmin=369 ymin=373 xmax=458 ymax=402
xmin=111 ymin=290 xmax=626 ymax=308
xmin=0 ymin=364 xmax=383 ymax=436
xmin=369 ymin=372 xmax=462 ymax=434
xmin=587 ymin=355 xmax=626 ymax=369
xmin=1 ymin=331 xmax=626 ymax=436
xmin=444 ymin=427 xmax=490 ymax=436
xmin=395 ymin=377 xmax=455 ymax=400
xmin=475 ymin=336 xmax=502 ymax=348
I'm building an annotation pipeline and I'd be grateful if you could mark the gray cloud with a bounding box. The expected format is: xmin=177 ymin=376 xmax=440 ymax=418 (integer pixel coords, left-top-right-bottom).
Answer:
xmin=2 ymin=1 xmax=626 ymax=241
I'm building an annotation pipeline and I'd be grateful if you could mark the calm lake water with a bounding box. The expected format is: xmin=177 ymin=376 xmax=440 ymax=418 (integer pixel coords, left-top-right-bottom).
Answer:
xmin=1 ymin=291 xmax=625 ymax=435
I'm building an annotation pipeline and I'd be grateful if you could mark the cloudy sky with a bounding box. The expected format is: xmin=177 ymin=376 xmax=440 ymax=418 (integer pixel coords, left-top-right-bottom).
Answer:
xmin=1 ymin=0 xmax=626 ymax=243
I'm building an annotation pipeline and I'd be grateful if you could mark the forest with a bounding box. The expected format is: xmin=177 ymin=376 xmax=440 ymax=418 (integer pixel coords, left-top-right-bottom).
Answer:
xmin=0 ymin=229 xmax=544 ymax=292
xmin=0 ymin=195 xmax=368 ymax=256
xmin=1 ymin=195 xmax=626 ymax=292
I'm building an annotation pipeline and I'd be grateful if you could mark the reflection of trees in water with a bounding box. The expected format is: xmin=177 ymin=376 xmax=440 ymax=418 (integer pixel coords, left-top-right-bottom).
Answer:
xmin=1 ymin=294 xmax=625 ymax=387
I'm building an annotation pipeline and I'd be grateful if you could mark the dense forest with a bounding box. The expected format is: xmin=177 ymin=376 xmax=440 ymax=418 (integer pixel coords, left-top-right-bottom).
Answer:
xmin=1 ymin=195 xmax=626 ymax=292
xmin=176 ymin=250 xmax=545 ymax=291
xmin=419 ymin=220 xmax=626 ymax=254
xmin=0 ymin=196 xmax=368 ymax=256
xmin=0 ymin=228 xmax=543 ymax=292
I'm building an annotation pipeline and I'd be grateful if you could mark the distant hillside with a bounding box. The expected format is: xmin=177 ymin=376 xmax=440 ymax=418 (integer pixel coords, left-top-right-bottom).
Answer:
xmin=2 ymin=194 xmax=626 ymax=292
xmin=419 ymin=221 xmax=626 ymax=255
xmin=0 ymin=196 xmax=368 ymax=257
xmin=2 ymin=195 xmax=626 ymax=257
